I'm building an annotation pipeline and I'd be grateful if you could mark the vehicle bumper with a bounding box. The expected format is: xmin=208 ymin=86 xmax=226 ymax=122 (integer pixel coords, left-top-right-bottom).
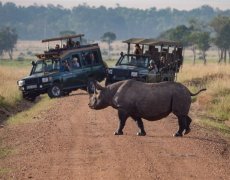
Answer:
xmin=18 ymin=83 xmax=51 ymax=95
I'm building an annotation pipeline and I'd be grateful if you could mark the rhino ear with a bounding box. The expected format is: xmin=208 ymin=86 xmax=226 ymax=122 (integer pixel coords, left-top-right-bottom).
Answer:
xmin=95 ymin=81 xmax=105 ymax=91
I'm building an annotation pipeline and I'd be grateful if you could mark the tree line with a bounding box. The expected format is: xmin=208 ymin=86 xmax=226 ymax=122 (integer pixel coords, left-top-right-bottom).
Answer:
xmin=159 ymin=16 xmax=230 ymax=64
xmin=0 ymin=2 xmax=229 ymax=40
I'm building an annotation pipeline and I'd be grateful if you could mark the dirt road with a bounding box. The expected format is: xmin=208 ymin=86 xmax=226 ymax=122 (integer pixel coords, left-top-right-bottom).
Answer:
xmin=0 ymin=91 xmax=229 ymax=179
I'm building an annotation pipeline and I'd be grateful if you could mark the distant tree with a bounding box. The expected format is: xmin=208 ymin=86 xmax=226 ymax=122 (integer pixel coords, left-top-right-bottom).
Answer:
xmin=188 ymin=19 xmax=209 ymax=64
xmin=0 ymin=27 xmax=18 ymax=60
xmin=101 ymin=32 xmax=116 ymax=58
xmin=210 ymin=16 xmax=230 ymax=63
xmin=159 ymin=25 xmax=191 ymax=47
xmin=188 ymin=32 xmax=199 ymax=64
xmin=195 ymin=32 xmax=211 ymax=65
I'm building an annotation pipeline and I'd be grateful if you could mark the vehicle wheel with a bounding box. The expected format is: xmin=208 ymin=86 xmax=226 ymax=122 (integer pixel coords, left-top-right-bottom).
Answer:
xmin=87 ymin=79 xmax=96 ymax=94
xmin=48 ymin=84 xmax=62 ymax=98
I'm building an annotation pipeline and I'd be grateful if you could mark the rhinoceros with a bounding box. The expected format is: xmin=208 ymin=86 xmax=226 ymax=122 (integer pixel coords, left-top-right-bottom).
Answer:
xmin=88 ymin=80 xmax=206 ymax=137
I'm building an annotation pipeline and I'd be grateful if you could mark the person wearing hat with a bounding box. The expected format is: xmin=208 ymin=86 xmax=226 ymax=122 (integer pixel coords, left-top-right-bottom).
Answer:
xmin=134 ymin=44 xmax=142 ymax=55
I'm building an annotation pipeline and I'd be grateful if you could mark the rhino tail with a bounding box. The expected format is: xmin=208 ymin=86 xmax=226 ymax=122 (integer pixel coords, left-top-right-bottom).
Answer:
xmin=190 ymin=88 xmax=207 ymax=96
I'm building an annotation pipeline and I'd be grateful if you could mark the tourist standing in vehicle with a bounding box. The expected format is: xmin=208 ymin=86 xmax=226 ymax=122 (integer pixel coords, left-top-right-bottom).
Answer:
xmin=134 ymin=44 xmax=142 ymax=55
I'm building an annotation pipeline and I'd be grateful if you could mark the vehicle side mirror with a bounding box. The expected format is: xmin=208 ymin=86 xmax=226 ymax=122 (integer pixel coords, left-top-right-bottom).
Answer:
xmin=120 ymin=52 xmax=124 ymax=57
xmin=32 ymin=61 xmax=36 ymax=66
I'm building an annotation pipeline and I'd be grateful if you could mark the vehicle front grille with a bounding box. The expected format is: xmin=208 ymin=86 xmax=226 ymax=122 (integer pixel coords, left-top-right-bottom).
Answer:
xmin=25 ymin=78 xmax=39 ymax=85
xmin=113 ymin=69 xmax=130 ymax=77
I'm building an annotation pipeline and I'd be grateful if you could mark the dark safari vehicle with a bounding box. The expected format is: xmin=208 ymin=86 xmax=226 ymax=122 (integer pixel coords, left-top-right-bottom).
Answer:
xmin=17 ymin=34 xmax=107 ymax=101
xmin=105 ymin=38 xmax=183 ymax=85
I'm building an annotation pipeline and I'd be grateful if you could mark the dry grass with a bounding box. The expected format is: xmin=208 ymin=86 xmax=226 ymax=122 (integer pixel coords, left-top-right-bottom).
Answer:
xmin=178 ymin=63 xmax=230 ymax=133
xmin=0 ymin=63 xmax=29 ymax=107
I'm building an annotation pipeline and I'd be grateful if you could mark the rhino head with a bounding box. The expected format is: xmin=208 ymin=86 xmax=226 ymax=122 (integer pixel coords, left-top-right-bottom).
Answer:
xmin=88 ymin=81 xmax=111 ymax=110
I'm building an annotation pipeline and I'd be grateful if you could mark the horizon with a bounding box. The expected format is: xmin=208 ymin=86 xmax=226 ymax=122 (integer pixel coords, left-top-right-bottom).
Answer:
xmin=0 ymin=0 xmax=230 ymax=10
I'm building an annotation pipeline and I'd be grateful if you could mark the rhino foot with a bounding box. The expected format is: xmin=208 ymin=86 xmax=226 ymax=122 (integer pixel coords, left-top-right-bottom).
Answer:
xmin=114 ymin=131 xmax=123 ymax=135
xmin=184 ymin=128 xmax=191 ymax=135
xmin=173 ymin=132 xmax=183 ymax=137
xmin=137 ymin=132 xmax=146 ymax=136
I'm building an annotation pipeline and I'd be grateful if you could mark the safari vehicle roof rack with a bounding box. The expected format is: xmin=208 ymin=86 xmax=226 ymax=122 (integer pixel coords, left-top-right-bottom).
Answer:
xmin=123 ymin=38 xmax=146 ymax=44
xmin=123 ymin=38 xmax=182 ymax=47
xmin=41 ymin=34 xmax=85 ymax=43
xmin=123 ymin=38 xmax=183 ymax=55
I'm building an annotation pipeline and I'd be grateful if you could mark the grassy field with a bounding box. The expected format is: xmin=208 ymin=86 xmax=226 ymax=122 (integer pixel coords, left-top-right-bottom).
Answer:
xmin=0 ymin=60 xmax=30 ymax=107
xmin=177 ymin=63 xmax=230 ymax=133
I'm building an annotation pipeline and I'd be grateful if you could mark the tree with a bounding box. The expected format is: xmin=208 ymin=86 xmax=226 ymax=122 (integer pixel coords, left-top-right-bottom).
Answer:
xmin=0 ymin=27 xmax=18 ymax=60
xmin=188 ymin=19 xmax=209 ymax=64
xmin=195 ymin=32 xmax=210 ymax=65
xmin=210 ymin=16 xmax=230 ymax=63
xmin=101 ymin=32 xmax=116 ymax=58
xmin=188 ymin=32 xmax=199 ymax=64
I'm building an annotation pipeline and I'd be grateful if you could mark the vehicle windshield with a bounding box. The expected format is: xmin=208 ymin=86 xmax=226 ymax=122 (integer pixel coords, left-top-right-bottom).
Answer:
xmin=32 ymin=59 xmax=60 ymax=74
xmin=118 ymin=55 xmax=149 ymax=68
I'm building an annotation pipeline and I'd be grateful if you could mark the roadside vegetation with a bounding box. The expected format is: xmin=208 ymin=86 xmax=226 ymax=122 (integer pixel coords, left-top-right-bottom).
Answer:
xmin=0 ymin=60 xmax=57 ymax=125
xmin=178 ymin=62 xmax=230 ymax=134
xmin=0 ymin=60 xmax=30 ymax=108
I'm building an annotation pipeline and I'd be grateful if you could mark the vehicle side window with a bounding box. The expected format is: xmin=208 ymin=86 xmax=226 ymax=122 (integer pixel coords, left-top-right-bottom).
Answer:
xmin=91 ymin=51 xmax=100 ymax=64
xmin=81 ymin=51 xmax=100 ymax=66
xmin=70 ymin=54 xmax=81 ymax=69
xmin=60 ymin=58 xmax=71 ymax=72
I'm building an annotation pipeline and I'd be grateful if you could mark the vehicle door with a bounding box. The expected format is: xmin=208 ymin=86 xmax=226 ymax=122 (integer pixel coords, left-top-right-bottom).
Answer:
xmin=83 ymin=50 xmax=106 ymax=81
xmin=69 ymin=53 xmax=88 ymax=87
xmin=60 ymin=58 xmax=76 ymax=89
xmin=80 ymin=51 xmax=94 ymax=83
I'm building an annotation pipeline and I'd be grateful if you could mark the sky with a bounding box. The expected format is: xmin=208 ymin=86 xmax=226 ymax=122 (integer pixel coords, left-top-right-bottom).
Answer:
xmin=1 ymin=0 xmax=230 ymax=10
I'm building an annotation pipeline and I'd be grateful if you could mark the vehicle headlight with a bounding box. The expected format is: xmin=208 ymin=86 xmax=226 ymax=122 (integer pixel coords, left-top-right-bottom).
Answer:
xmin=131 ymin=72 xmax=138 ymax=77
xmin=42 ymin=77 xmax=51 ymax=83
xmin=18 ymin=80 xmax=25 ymax=87
xmin=107 ymin=69 xmax=113 ymax=75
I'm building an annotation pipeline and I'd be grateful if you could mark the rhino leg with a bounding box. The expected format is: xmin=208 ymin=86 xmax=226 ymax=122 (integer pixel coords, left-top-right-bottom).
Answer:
xmin=184 ymin=116 xmax=192 ymax=135
xmin=132 ymin=116 xmax=146 ymax=136
xmin=114 ymin=109 xmax=128 ymax=135
xmin=174 ymin=115 xmax=187 ymax=137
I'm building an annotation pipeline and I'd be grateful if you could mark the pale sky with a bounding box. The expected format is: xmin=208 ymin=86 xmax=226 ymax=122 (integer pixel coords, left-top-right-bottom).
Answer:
xmin=1 ymin=0 xmax=230 ymax=10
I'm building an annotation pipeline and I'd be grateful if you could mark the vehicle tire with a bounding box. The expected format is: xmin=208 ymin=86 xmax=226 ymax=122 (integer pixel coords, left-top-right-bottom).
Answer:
xmin=48 ymin=84 xmax=63 ymax=98
xmin=87 ymin=79 xmax=96 ymax=94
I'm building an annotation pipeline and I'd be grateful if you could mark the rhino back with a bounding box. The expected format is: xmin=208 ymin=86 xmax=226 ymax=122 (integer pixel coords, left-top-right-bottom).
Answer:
xmin=113 ymin=80 xmax=191 ymax=120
